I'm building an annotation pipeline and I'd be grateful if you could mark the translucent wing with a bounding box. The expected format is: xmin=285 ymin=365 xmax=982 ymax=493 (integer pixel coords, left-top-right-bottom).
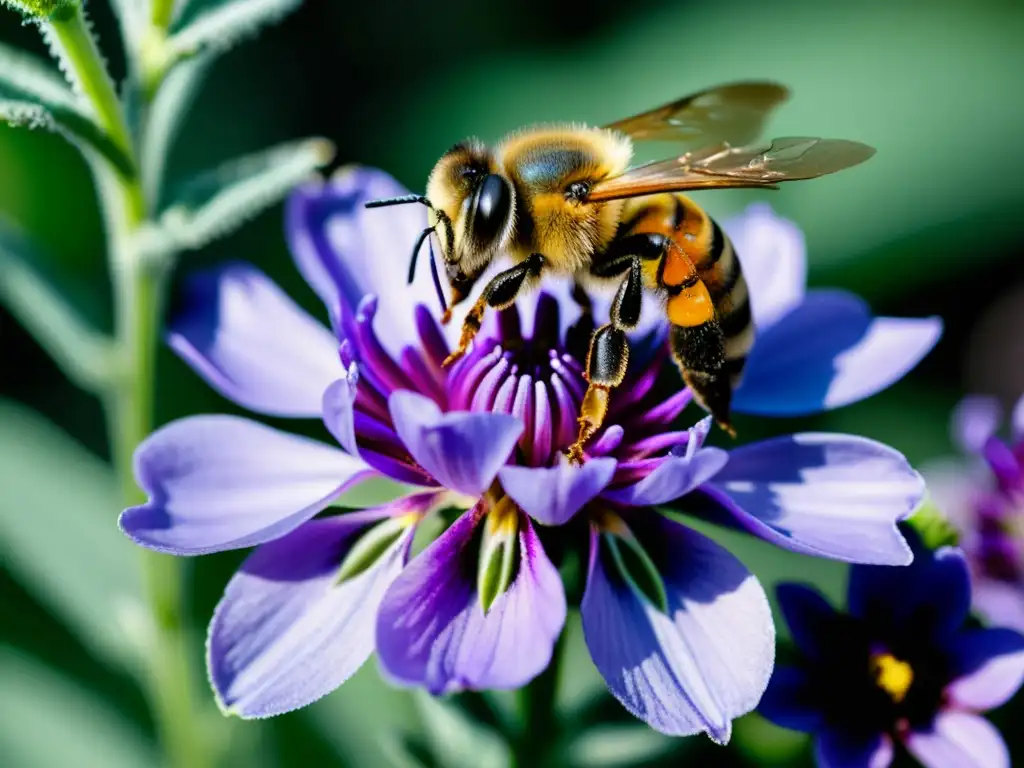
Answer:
xmin=603 ymin=81 xmax=790 ymax=146
xmin=585 ymin=137 xmax=876 ymax=202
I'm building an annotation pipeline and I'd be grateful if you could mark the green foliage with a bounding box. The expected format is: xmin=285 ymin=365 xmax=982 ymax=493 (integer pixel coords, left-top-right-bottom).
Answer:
xmin=168 ymin=0 xmax=303 ymax=59
xmin=1 ymin=0 xmax=76 ymax=19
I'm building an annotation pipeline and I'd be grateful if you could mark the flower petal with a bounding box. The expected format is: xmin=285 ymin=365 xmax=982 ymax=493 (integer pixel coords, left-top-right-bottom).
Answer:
xmin=208 ymin=496 xmax=432 ymax=717
xmin=776 ymin=583 xmax=840 ymax=660
xmin=581 ymin=515 xmax=774 ymax=741
xmin=389 ymin=390 xmax=523 ymax=496
xmin=120 ymin=416 xmax=374 ymax=555
xmin=724 ymin=203 xmax=807 ymax=329
xmin=905 ymin=712 xmax=1009 ymax=768
xmin=815 ymin=728 xmax=894 ymax=768
xmin=1013 ymin=394 xmax=1024 ymax=441
xmin=167 ymin=264 xmax=341 ymax=417
xmin=972 ymin=578 xmax=1024 ymax=635
xmin=757 ymin=665 xmax=825 ymax=732
xmin=286 ymin=167 xmax=437 ymax=354
xmin=945 ymin=628 xmax=1024 ymax=711
xmin=499 ymin=458 xmax=616 ymax=526
xmin=375 ymin=508 xmax=566 ymax=693
xmin=705 ymin=433 xmax=921 ymax=564
xmin=952 ymin=396 xmax=1004 ymax=455
xmin=732 ymin=290 xmax=942 ymax=416
xmin=322 ymin=371 xmax=360 ymax=456
xmin=603 ymin=449 xmax=728 ymax=507
xmin=848 ymin=544 xmax=970 ymax=640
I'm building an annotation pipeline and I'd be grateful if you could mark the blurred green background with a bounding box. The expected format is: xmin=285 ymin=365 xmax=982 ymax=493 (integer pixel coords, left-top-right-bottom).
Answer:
xmin=2 ymin=0 xmax=1024 ymax=765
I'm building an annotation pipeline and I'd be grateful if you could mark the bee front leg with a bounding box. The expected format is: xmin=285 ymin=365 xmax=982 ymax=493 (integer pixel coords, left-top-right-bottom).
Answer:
xmin=567 ymin=257 xmax=643 ymax=464
xmin=442 ymin=253 xmax=545 ymax=367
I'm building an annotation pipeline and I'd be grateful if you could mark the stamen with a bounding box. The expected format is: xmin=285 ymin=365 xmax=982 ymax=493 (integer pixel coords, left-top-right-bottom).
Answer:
xmin=870 ymin=653 xmax=914 ymax=704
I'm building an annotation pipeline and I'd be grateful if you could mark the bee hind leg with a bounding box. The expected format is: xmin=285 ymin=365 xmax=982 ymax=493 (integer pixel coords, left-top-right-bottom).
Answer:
xmin=442 ymin=253 xmax=544 ymax=367
xmin=567 ymin=258 xmax=643 ymax=464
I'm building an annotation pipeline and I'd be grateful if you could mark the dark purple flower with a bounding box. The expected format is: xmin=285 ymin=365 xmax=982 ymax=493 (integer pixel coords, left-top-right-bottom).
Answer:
xmin=927 ymin=395 xmax=1024 ymax=632
xmin=120 ymin=167 xmax=933 ymax=739
xmin=760 ymin=532 xmax=1024 ymax=768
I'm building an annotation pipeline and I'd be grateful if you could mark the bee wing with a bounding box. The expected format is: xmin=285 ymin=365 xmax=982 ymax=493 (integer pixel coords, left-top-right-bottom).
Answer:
xmin=585 ymin=137 xmax=876 ymax=202
xmin=603 ymin=81 xmax=790 ymax=146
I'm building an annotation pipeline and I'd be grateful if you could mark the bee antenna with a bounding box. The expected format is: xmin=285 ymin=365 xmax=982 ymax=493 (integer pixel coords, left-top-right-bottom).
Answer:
xmin=364 ymin=194 xmax=433 ymax=209
xmin=428 ymin=237 xmax=448 ymax=315
xmin=408 ymin=226 xmax=435 ymax=285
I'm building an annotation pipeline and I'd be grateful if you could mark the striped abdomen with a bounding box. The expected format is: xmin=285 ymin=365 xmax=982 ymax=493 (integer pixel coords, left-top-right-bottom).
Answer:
xmin=617 ymin=194 xmax=754 ymax=430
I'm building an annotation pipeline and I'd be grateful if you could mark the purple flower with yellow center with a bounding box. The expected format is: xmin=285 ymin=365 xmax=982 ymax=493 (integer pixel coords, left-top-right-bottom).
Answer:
xmin=760 ymin=532 xmax=1024 ymax=768
xmin=119 ymin=167 xmax=936 ymax=739
xmin=928 ymin=395 xmax=1024 ymax=632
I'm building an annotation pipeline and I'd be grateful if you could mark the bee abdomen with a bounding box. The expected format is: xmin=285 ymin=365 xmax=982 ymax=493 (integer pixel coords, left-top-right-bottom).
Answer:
xmin=700 ymin=220 xmax=754 ymax=387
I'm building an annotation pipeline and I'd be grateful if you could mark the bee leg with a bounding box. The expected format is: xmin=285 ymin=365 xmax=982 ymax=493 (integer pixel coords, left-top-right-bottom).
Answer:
xmin=566 ymin=280 xmax=596 ymax=361
xmin=442 ymin=253 xmax=544 ymax=367
xmin=567 ymin=258 xmax=643 ymax=464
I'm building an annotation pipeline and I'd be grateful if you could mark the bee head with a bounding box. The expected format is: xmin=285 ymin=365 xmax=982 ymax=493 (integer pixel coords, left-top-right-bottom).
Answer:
xmin=426 ymin=140 xmax=515 ymax=307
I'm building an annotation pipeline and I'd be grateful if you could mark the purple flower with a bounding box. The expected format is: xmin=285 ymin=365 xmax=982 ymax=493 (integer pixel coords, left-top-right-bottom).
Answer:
xmin=927 ymin=395 xmax=1024 ymax=632
xmin=760 ymin=532 xmax=1024 ymax=768
xmin=120 ymin=167 xmax=933 ymax=739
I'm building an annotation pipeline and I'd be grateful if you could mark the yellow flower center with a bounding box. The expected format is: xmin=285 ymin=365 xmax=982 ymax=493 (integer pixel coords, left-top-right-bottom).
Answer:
xmin=870 ymin=653 xmax=914 ymax=703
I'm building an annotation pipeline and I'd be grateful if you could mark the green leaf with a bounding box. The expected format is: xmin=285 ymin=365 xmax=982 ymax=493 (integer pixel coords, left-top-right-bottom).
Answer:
xmin=0 ymin=0 xmax=76 ymax=19
xmin=168 ymin=0 xmax=302 ymax=60
xmin=0 ymin=400 xmax=143 ymax=665
xmin=413 ymin=692 xmax=511 ymax=768
xmin=0 ymin=648 xmax=157 ymax=768
xmin=557 ymin=723 xmax=676 ymax=767
xmin=0 ymin=44 xmax=135 ymax=175
xmin=140 ymin=137 xmax=333 ymax=260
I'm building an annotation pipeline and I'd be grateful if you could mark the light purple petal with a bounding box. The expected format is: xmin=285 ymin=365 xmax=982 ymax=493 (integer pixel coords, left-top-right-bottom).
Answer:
xmin=499 ymin=458 xmax=616 ymax=526
xmin=208 ymin=496 xmax=433 ymax=717
xmin=286 ymin=167 xmax=438 ymax=354
xmin=1013 ymin=394 xmax=1024 ymax=441
xmin=120 ymin=416 xmax=374 ymax=555
xmin=706 ymin=433 xmax=921 ymax=564
xmin=973 ymin=578 xmax=1024 ymax=635
xmin=375 ymin=508 xmax=566 ymax=693
xmin=322 ymin=372 xmax=360 ymax=456
xmin=723 ymin=203 xmax=806 ymax=329
xmin=815 ymin=729 xmax=894 ymax=768
xmin=946 ymin=628 xmax=1024 ymax=711
xmin=905 ymin=712 xmax=1009 ymax=768
xmin=732 ymin=290 xmax=942 ymax=417
xmin=952 ymin=396 xmax=1004 ymax=455
xmin=581 ymin=516 xmax=774 ymax=741
xmin=389 ymin=390 xmax=523 ymax=496
xmin=167 ymin=264 xmax=341 ymax=417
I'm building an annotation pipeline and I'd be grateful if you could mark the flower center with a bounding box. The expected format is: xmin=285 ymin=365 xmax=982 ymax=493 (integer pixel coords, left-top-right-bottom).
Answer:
xmin=870 ymin=652 xmax=914 ymax=704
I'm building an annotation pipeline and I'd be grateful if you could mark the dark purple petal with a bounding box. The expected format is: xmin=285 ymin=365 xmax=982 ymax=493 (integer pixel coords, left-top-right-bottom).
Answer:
xmin=120 ymin=416 xmax=373 ymax=554
xmin=952 ymin=396 xmax=1004 ymax=455
xmin=945 ymin=628 xmax=1024 ymax=711
xmin=499 ymin=458 xmax=616 ymax=526
xmin=723 ymin=203 xmax=806 ymax=329
xmin=705 ymin=434 xmax=920 ymax=564
xmin=815 ymin=728 xmax=894 ymax=768
xmin=581 ymin=516 xmax=774 ymax=741
xmin=757 ymin=665 xmax=825 ymax=732
xmin=286 ymin=168 xmax=439 ymax=353
xmin=905 ymin=712 xmax=1008 ymax=768
xmin=776 ymin=583 xmax=839 ymax=661
xmin=208 ymin=496 xmax=433 ymax=717
xmin=848 ymin=545 xmax=969 ymax=640
xmin=167 ymin=264 xmax=340 ymax=417
xmin=389 ymin=391 xmax=523 ymax=496
xmin=375 ymin=508 xmax=566 ymax=693
xmin=732 ymin=290 xmax=942 ymax=417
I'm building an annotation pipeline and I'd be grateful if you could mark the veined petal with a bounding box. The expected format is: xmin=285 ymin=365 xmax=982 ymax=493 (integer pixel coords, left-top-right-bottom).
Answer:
xmin=848 ymin=544 xmax=969 ymax=640
xmin=945 ymin=628 xmax=1024 ymax=711
xmin=286 ymin=167 xmax=438 ymax=354
xmin=724 ymin=203 xmax=806 ymax=329
xmin=208 ymin=496 xmax=434 ymax=718
xmin=815 ymin=728 xmax=894 ymax=768
xmin=499 ymin=458 xmax=616 ymax=526
xmin=120 ymin=416 xmax=374 ymax=555
xmin=905 ymin=712 xmax=1009 ymax=768
xmin=581 ymin=515 xmax=774 ymax=741
xmin=389 ymin=391 xmax=523 ymax=497
xmin=167 ymin=264 xmax=341 ymax=417
xmin=952 ymin=396 xmax=1004 ymax=455
xmin=375 ymin=507 xmax=566 ymax=693
xmin=705 ymin=433 xmax=920 ymax=564
xmin=757 ymin=665 xmax=825 ymax=732
xmin=732 ymin=290 xmax=941 ymax=417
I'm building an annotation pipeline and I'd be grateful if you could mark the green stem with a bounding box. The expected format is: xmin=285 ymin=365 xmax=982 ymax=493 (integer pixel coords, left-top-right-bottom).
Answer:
xmin=151 ymin=0 xmax=176 ymax=30
xmin=49 ymin=7 xmax=210 ymax=768
xmin=514 ymin=632 xmax=565 ymax=768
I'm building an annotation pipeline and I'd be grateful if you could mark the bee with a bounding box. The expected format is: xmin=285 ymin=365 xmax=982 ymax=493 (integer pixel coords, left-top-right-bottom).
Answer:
xmin=366 ymin=82 xmax=875 ymax=463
